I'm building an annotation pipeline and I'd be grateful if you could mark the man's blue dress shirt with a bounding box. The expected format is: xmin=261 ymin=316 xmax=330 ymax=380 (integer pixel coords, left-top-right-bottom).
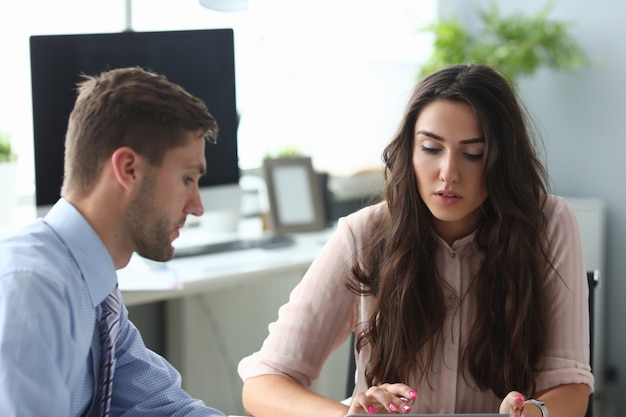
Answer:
xmin=0 ymin=198 xmax=225 ymax=416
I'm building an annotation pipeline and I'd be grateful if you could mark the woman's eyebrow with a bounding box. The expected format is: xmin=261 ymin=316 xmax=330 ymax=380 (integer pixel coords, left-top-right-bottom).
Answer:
xmin=416 ymin=129 xmax=483 ymax=144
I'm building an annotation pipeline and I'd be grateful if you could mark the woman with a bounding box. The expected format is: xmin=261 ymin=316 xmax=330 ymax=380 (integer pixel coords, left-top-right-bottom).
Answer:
xmin=238 ymin=64 xmax=593 ymax=417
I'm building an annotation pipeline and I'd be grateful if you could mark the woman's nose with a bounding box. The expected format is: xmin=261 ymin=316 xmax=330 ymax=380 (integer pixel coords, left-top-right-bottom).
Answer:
xmin=439 ymin=154 xmax=459 ymax=184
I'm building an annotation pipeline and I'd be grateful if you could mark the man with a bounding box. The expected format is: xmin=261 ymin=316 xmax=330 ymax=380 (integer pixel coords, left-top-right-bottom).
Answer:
xmin=0 ymin=67 xmax=226 ymax=416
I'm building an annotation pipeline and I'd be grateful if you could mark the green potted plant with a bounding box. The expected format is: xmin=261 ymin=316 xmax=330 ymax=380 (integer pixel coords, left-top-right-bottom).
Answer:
xmin=0 ymin=129 xmax=19 ymax=227
xmin=0 ymin=130 xmax=17 ymax=163
xmin=418 ymin=1 xmax=589 ymax=85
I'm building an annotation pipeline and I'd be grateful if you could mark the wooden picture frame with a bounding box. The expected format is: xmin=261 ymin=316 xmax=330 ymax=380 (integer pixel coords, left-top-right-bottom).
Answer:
xmin=262 ymin=156 xmax=326 ymax=234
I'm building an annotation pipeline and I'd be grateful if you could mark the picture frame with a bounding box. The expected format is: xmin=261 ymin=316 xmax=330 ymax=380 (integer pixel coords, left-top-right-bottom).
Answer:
xmin=262 ymin=156 xmax=327 ymax=234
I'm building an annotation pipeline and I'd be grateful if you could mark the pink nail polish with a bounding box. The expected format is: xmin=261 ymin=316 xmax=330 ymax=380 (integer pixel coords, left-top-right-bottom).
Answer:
xmin=409 ymin=391 xmax=418 ymax=398
xmin=515 ymin=395 xmax=524 ymax=402
xmin=389 ymin=403 xmax=399 ymax=412
xmin=402 ymin=403 xmax=412 ymax=412
xmin=368 ymin=405 xmax=376 ymax=414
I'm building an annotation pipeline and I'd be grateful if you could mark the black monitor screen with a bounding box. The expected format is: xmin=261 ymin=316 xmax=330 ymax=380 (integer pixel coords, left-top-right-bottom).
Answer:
xmin=30 ymin=29 xmax=239 ymax=208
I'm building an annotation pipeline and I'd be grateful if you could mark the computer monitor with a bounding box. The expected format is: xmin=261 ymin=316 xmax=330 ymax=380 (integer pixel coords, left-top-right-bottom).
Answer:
xmin=29 ymin=29 xmax=241 ymax=224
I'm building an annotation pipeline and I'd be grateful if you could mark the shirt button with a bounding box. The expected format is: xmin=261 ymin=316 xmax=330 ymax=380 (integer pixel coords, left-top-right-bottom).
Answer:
xmin=449 ymin=251 xmax=457 ymax=257
xmin=448 ymin=294 xmax=459 ymax=305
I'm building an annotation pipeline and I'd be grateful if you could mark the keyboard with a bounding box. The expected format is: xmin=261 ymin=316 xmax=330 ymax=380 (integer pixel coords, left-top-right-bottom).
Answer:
xmin=172 ymin=234 xmax=296 ymax=259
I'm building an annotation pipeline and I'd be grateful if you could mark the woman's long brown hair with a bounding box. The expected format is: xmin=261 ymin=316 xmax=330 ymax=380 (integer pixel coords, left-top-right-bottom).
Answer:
xmin=348 ymin=64 xmax=551 ymax=399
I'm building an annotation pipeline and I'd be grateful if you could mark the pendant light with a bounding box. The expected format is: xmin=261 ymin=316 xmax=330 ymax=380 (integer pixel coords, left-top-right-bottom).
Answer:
xmin=198 ymin=0 xmax=248 ymax=12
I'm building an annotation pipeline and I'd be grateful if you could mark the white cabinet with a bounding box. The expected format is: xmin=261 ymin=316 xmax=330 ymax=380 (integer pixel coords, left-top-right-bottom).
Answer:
xmin=566 ymin=197 xmax=606 ymax=396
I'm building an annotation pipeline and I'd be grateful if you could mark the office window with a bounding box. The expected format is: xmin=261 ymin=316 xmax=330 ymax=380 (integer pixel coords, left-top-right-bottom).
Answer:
xmin=0 ymin=0 xmax=435 ymax=200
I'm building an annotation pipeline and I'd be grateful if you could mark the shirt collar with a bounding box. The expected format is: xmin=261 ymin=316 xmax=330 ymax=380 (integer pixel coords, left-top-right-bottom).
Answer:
xmin=44 ymin=198 xmax=117 ymax=307
xmin=435 ymin=230 xmax=479 ymax=253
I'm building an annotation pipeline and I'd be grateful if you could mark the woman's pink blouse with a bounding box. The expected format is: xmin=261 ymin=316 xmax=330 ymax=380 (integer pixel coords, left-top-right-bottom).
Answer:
xmin=238 ymin=194 xmax=594 ymax=413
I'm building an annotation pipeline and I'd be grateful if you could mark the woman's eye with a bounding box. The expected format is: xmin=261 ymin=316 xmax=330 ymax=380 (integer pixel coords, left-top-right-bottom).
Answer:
xmin=464 ymin=153 xmax=484 ymax=161
xmin=421 ymin=145 xmax=440 ymax=155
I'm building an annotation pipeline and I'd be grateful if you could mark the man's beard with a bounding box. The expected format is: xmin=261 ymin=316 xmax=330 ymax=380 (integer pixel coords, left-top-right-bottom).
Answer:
xmin=125 ymin=176 xmax=176 ymax=262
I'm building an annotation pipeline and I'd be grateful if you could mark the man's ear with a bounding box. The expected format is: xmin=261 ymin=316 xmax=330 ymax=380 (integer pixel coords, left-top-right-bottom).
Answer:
xmin=110 ymin=147 xmax=142 ymax=192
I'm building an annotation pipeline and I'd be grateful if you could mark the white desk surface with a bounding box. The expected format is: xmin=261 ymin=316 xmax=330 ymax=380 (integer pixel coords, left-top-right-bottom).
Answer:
xmin=119 ymin=222 xmax=335 ymax=307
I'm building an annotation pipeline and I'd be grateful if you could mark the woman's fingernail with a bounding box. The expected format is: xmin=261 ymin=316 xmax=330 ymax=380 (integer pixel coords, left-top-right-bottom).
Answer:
xmin=389 ymin=403 xmax=399 ymax=412
xmin=409 ymin=390 xmax=418 ymax=398
xmin=515 ymin=395 xmax=524 ymax=402
xmin=368 ymin=405 xmax=376 ymax=414
xmin=402 ymin=403 xmax=412 ymax=412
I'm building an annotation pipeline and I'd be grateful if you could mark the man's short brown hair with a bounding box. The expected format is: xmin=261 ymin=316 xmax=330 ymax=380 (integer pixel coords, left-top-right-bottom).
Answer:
xmin=62 ymin=66 xmax=217 ymax=197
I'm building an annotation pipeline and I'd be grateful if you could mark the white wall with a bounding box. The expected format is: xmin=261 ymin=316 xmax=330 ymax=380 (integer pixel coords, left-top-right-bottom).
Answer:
xmin=440 ymin=0 xmax=625 ymax=413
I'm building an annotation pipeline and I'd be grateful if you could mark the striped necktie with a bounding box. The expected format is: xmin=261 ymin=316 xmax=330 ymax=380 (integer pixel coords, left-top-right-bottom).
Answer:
xmin=98 ymin=284 xmax=121 ymax=417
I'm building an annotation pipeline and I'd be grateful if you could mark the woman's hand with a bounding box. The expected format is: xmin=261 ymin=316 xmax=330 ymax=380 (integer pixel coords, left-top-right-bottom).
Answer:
xmin=500 ymin=384 xmax=589 ymax=417
xmin=347 ymin=383 xmax=417 ymax=415
xmin=499 ymin=391 xmax=526 ymax=417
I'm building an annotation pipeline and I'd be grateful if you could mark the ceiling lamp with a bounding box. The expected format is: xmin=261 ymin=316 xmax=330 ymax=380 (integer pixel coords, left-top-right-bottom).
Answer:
xmin=199 ymin=0 xmax=249 ymax=12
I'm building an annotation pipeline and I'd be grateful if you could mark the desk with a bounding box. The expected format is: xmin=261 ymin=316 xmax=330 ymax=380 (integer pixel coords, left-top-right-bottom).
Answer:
xmin=119 ymin=224 xmax=351 ymax=416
